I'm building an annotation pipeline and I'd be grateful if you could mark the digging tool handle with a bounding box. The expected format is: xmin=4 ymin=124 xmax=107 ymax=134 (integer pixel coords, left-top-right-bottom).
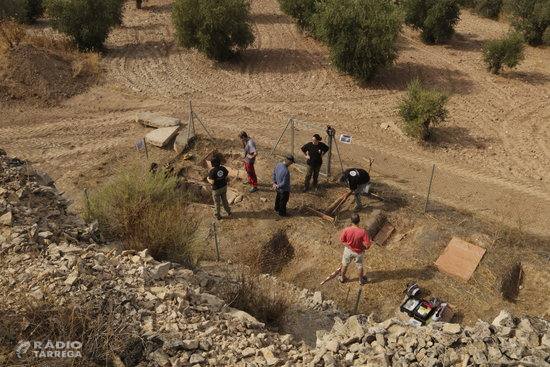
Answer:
xmin=330 ymin=191 xmax=352 ymax=215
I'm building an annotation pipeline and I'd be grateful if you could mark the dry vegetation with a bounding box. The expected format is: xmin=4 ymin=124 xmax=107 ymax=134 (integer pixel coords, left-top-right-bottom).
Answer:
xmin=0 ymin=295 xmax=136 ymax=366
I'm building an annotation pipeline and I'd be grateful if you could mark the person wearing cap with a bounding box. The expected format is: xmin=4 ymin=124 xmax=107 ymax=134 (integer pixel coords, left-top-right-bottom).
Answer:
xmin=339 ymin=213 xmax=371 ymax=285
xmin=272 ymin=155 xmax=295 ymax=217
xmin=340 ymin=168 xmax=370 ymax=212
xmin=301 ymin=134 xmax=329 ymax=192
xmin=207 ymin=157 xmax=231 ymax=220
xmin=238 ymin=131 xmax=259 ymax=193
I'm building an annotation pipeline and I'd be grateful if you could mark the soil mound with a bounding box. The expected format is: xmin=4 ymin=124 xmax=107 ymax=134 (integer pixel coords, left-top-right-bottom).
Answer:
xmin=0 ymin=44 xmax=95 ymax=105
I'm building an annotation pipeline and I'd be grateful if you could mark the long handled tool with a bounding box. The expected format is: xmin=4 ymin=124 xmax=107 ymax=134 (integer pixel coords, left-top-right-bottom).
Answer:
xmin=320 ymin=267 xmax=341 ymax=285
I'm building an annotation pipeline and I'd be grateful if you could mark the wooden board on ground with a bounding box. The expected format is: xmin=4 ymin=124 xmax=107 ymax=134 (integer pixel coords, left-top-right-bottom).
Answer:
xmin=199 ymin=149 xmax=216 ymax=168
xmin=435 ymin=237 xmax=486 ymax=282
xmin=306 ymin=207 xmax=335 ymax=223
xmin=373 ymin=222 xmax=395 ymax=246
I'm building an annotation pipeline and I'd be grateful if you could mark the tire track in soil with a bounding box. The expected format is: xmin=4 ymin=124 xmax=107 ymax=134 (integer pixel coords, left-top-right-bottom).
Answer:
xmin=99 ymin=0 xmax=550 ymax=233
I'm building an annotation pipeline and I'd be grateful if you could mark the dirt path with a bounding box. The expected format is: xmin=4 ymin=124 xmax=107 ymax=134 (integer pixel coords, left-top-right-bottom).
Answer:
xmin=0 ymin=0 xmax=549 ymax=234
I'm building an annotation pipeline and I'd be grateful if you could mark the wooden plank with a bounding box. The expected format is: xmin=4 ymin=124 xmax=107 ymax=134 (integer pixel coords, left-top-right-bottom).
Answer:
xmin=373 ymin=222 xmax=395 ymax=246
xmin=198 ymin=149 xmax=216 ymax=168
xmin=435 ymin=237 xmax=486 ymax=282
xmin=306 ymin=206 xmax=335 ymax=223
xmin=326 ymin=192 xmax=353 ymax=215
xmin=325 ymin=192 xmax=350 ymax=214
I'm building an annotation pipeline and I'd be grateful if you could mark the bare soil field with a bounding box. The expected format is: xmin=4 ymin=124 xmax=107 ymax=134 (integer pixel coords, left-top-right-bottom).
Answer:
xmin=0 ymin=0 xmax=549 ymax=327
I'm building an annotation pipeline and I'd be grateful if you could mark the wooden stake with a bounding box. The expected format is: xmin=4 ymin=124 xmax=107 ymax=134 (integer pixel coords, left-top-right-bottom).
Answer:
xmin=325 ymin=191 xmax=351 ymax=214
xmin=306 ymin=206 xmax=335 ymax=223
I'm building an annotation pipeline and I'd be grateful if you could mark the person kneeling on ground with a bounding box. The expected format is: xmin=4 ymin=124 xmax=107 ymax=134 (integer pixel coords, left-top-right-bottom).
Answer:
xmin=207 ymin=157 xmax=231 ymax=220
xmin=340 ymin=168 xmax=370 ymax=212
xmin=272 ymin=155 xmax=295 ymax=217
xmin=339 ymin=213 xmax=371 ymax=285
xmin=301 ymin=133 xmax=329 ymax=192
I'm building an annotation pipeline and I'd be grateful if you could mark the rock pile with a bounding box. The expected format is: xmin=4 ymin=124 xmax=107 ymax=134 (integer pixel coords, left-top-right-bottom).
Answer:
xmin=1 ymin=150 xmax=549 ymax=367
xmin=314 ymin=310 xmax=549 ymax=366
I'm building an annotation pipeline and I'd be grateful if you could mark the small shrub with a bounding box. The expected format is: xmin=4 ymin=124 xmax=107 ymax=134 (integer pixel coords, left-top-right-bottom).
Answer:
xmin=402 ymin=0 xmax=461 ymax=44
xmin=399 ymin=79 xmax=448 ymax=141
xmin=482 ymin=33 xmax=525 ymax=74
xmin=314 ymin=0 xmax=402 ymax=81
xmin=278 ymin=0 xmax=317 ymax=32
xmin=172 ymin=0 xmax=255 ymax=62
xmin=44 ymin=0 xmax=125 ymax=50
xmin=504 ymin=0 xmax=550 ymax=46
xmin=83 ymin=166 xmax=197 ymax=266
xmin=474 ymin=0 xmax=503 ymax=19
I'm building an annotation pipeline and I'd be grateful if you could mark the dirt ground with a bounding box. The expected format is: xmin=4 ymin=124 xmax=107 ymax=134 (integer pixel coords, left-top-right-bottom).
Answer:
xmin=0 ymin=0 xmax=549 ymax=326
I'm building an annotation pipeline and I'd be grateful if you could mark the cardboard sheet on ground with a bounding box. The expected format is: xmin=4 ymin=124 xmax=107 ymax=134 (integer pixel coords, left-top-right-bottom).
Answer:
xmin=435 ymin=237 xmax=486 ymax=281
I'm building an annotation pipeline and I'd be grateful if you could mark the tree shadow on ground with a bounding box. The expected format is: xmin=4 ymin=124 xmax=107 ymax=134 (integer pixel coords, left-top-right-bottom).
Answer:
xmin=366 ymin=265 xmax=437 ymax=284
xmin=107 ymin=40 xmax=175 ymax=58
xmin=251 ymin=13 xmax=295 ymax=25
xmin=218 ymin=48 xmax=324 ymax=75
xmin=368 ymin=62 xmax=475 ymax=95
xmin=444 ymin=33 xmax=485 ymax=53
xmin=429 ymin=126 xmax=494 ymax=150
xmin=143 ymin=3 xmax=172 ymax=13
xmin=504 ymin=71 xmax=550 ymax=86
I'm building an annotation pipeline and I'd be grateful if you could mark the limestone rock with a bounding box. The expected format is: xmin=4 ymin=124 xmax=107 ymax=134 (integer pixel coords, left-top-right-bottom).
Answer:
xmin=137 ymin=112 xmax=181 ymax=128
xmin=145 ymin=126 xmax=180 ymax=148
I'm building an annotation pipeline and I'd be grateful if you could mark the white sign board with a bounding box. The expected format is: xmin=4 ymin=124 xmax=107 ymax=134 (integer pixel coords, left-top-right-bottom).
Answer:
xmin=339 ymin=134 xmax=352 ymax=144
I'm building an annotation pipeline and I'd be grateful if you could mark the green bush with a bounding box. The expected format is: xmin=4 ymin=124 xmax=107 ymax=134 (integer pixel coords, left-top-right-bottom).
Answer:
xmin=402 ymin=0 xmax=461 ymax=44
xmin=474 ymin=0 xmax=502 ymax=19
xmin=26 ymin=0 xmax=44 ymax=23
xmin=544 ymin=27 xmax=550 ymax=45
xmin=0 ymin=0 xmax=28 ymax=22
xmin=44 ymin=0 xmax=124 ymax=50
xmin=172 ymin=0 xmax=255 ymax=62
xmin=504 ymin=0 xmax=550 ymax=46
xmin=83 ymin=167 xmax=197 ymax=266
xmin=482 ymin=33 xmax=524 ymax=74
xmin=1 ymin=0 xmax=43 ymax=23
xmin=399 ymin=79 xmax=448 ymax=141
xmin=278 ymin=0 xmax=317 ymax=32
xmin=313 ymin=0 xmax=402 ymax=81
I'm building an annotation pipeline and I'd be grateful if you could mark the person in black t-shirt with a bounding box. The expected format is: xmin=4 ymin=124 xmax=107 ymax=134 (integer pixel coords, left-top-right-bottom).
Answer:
xmin=340 ymin=168 xmax=370 ymax=212
xmin=300 ymin=134 xmax=329 ymax=192
xmin=207 ymin=157 xmax=231 ymax=220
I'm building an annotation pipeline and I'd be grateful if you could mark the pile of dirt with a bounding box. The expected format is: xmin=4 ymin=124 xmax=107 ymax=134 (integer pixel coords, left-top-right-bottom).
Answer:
xmin=0 ymin=44 xmax=96 ymax=105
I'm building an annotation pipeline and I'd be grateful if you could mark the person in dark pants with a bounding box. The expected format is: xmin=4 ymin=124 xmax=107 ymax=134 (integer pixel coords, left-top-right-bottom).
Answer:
xmin=239 ymin=131 xmax=258 ymax=193
xmin=340 ymin=168 xmax=370 ymax=212
xmin=207 ymin=157 xmax=231 ymax=220
xmin=301 ymin=133 xmax=329 ymax=192
xmin=272 ymin=155 xmax=295 ymax=216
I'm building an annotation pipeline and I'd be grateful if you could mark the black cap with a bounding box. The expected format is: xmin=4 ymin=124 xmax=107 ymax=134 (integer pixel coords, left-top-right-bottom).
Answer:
xmin=313 ymin=134 xmax=322 ymax=141
xmin=238 ymin=131 xmax=248 ymax=138
xmin=285 ymin=154 xmax=295 ymax=163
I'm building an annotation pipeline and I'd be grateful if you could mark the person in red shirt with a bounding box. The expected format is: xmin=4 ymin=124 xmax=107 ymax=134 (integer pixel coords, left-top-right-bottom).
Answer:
xmin=339 ymin=213 xmax=371 ymax=285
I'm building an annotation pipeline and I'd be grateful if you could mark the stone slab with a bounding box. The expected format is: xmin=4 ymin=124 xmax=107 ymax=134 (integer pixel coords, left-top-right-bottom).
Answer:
xmin=145 ymin=126 xmax=180 ymax=147
xmin=373 ymin=222 xmax=394 ymax=246
xmin=435 ymin=237 xmax=486 ymax=282
xmin=137 ymin=112 xmax=181 ymax=128
xmin=174 ymin=127 xmax=195 ymax=154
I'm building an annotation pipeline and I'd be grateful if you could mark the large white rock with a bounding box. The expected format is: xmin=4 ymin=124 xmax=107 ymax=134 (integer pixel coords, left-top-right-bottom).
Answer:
xmin=174 ymin=128 xmax=195 ymax=154
xmin=145 ymin=126 xmax=180 ymax=147
xmin=0 ymin=211 xmax=13 ymax=226
xmin=137 ymin=112 xmax=181 ymax=128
